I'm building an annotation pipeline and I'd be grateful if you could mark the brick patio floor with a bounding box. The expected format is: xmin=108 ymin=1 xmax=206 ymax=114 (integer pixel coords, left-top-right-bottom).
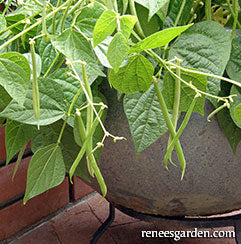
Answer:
xmin=7 ymin=193 xmax=237 ymax=244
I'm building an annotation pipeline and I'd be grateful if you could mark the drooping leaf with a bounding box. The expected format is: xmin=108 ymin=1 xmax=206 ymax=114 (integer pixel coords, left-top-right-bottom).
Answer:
xmin=75 ymin=3 xmax=104 ymax=38
xmin=0 ymin=77 xmax=66 ymax=126
xmin=135 ymin=0 xmax=170 ymax=20
xmin=226 ymin=36 xmax=241 ymax=83
xmin=162 ymin=69 xmax=207 ymax=115
xmin=93 ymin=10 xmax=117 ymax=47
xmin=23 ymin=144 xmax=66 ymax=204
xmin=5 ymin=119 xmax=38 ymax=164
xmin=52 ymin=28 xmax=104 ymax=77
xmin=130 ymin=24 xmax=192 ymax=53
xmin=31 ymin=120 xmax=90 ymax=182
xmin=23 ymin=52 xmax=42 ymax=78
xmin=169 ymin=21 xmax=231 ymax=105
xmin=230 ymin=85 xmax=241 ymax=128
xmin=0 ymin=52 xmax=31 ymax=105
xmin=107 ymin=32 xmax=130 ymax=72
xmin=217 ymin=106 xmax=241 ymax=154
xmin=108 ymin=54 xmax=154 ymax=94
xmin=120 ymin=15 xmax=137 ymax=39
xmin=124 ymin=83 xmax=168 ymax=154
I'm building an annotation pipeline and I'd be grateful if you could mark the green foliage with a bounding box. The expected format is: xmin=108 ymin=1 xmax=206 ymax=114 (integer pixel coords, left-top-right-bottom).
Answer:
xmin=124 ymin=83 xmax=168 ymax=154
xmin=23 ymin=144 xmax=65 ymax=204
xmin=108 ymin=54 xmax=154 ymax=94
xmin=0 ymin=52 xmax=31 ymax=105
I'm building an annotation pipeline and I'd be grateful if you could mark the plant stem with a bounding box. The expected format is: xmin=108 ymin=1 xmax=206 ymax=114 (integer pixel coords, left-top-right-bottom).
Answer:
xmin=2 ymin=0 xmax=13 ymax=16
xmin=226 ymin=0 xmax=241 ymax=31
xmin=166 ymin=61 xmax=241 ymax=91
xmin=231 ymin=0 xmax=238 ymax=40
xmin=174 ymin=0 xmax=186 ymax=26
xmin=60 ymin=0 xmax=72 ymax=33
xmin=0 ymin=0 xmax=72 ymax=51
xmin=205 ymin=0 xmax=212 ymax=20
xmin=0 ymin=11 xmax=42 ymax=36
xmin=52 ymin=0 xmax=62 ymax=35
xmin=153 ymin=81 xmax=186 ymax=178
xmin=128 ymin=0 xmax=145 ymax=39
xmin=57 ymin=87 xmax=83 ymax=144
xmin=43 ymin=52 xmax=60 ymax=78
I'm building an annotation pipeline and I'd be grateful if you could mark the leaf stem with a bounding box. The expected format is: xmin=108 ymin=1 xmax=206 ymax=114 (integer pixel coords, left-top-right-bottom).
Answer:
xmin=226 ymin=0 xmax=241 ymax=31
xmin=128 ymin=0 xmax=145 ymax=39
xmin=205 ymin=0 xmax=212 ymax=21
xmin=2 ymin=0 xmax=13 ymax=16
xmin=52 ymin=0 xmax=62 ymax=35
xmin=231 ymin=0 xmax=238 ymax=40
xmin=174 ymin=0 xmax=186 ymax=26
xmin=43 ymin=52 xmax=60 ymax=78
xmin=0 ymin=0 xmax=72 ymax=51
xmin=207 ymin=102 xmax=228 ymax=121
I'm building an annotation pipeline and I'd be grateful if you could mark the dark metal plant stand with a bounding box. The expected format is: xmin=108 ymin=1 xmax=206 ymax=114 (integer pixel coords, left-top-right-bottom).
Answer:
xmin=90 ymin=203 xmax=241 ymax=244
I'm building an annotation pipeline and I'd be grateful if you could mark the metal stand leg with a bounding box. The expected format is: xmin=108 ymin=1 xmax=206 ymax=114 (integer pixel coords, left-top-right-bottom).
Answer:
xmin=90 ymin=203 xmax=115 ymax=244
xmin=234 ymin=219 xmax=241 ymax=244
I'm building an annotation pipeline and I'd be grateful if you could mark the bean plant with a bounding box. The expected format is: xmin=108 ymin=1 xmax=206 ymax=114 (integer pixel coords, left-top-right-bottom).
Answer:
xmin=0 ymin=0 xmax=241 ymax=203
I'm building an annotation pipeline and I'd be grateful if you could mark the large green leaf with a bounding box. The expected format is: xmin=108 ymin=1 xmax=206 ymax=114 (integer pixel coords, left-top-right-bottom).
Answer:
xmin=23 ymin=144 xmax=66 ymax=204
xmin=31 ymin=120 xmax=90 ymax=182
xmin=107 ymin=32 xmax=130 ymax=72
xmin=5 ymin=119 xmax=38 ymax=164
xmin=75 ymin=3 xmax=104 ymax=38
xmin=0 ymin=52 xmax=31 ymax=105
xmin=93 ymin=10 xmax=117 ymax=47
xmin=51 ymin=28 xmax=104 ymax=77
xmin=217 ymin=107 xmax=241 ymax=154
xmin=0 ymin=77 xmax=66 ymax=126
xmin=124 ymin=83 xmax=168 ymax=154
xmin=120 ymin=15 xmax=137 ymax=39
xmin=135 ymin=0 xmax=170 ymax=20
xmin=108 ymin=54 xmax=154 ymax=94
xmin=230 ymin=85 xmax=241 ymax=128
xmin=169 ymin=21 xmax=231 ymax=105
xmin=226 ymin=37 xmax=241 ymax=83
xmin=162 ymin=69 xmax=207 ymax=115
xmin=130 ymin=24 xmax=192 ymax=53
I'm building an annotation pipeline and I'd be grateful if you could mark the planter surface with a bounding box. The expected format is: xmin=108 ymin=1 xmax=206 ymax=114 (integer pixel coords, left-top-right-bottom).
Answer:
xmin=88 ymin=86 xmax=241 ymax=217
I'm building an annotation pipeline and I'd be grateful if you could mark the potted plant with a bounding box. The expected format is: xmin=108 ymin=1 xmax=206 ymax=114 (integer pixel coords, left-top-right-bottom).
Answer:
xmin=0 ymin=0 xmax=241 ymax=216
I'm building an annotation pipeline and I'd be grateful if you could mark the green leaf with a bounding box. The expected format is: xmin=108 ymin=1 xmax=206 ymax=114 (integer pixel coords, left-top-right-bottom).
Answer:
xmin=75 ymin=3 xmax=104 ymax=38
xmin=226 ymin=37 xmax=241 ymax=83
xmin=217 ymin=106 xmax=241 ymax=154
xmin=107 ymin=32 xmax=130 ymax=72
xmin=0 ymin=77 xmax=66 ymax=126
xmin=120 ymin=15 xmax=137 ymax=39
xmin=0 ymin=52 xmax=31 ymax=105
xmin=162 ymin=69 xmax=207 ymax=115
xmin=135 ymin=0 xmax=170 ymax=20
xmin=52 ymin=28 xmax=104 ymax=77
xmin=124 ymin=83 xmax=168 ymax=154
xmin=169 ymin=21 xmax=231 ymax=104
xmin=0 ymin=85 xmax=11 ymax=112
xmin=130 ymin=24 xmax=192 ymax=53
xmin=108 ymin=54 xmax=154 ymax=94
xmin=5 ymin=119 xmax=37 ymax=164
xmin=31 ymin=121 xmax=90 ymax=182
xmin=23 ymin=53 xmax=42 ymax=78
xmin=230 ymin=85 xmax=241 ymax=128
xmin=93 ymin=10 xmax=117 ymax=48
xmin=23 ymin=144 xmax=65 ymax=204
